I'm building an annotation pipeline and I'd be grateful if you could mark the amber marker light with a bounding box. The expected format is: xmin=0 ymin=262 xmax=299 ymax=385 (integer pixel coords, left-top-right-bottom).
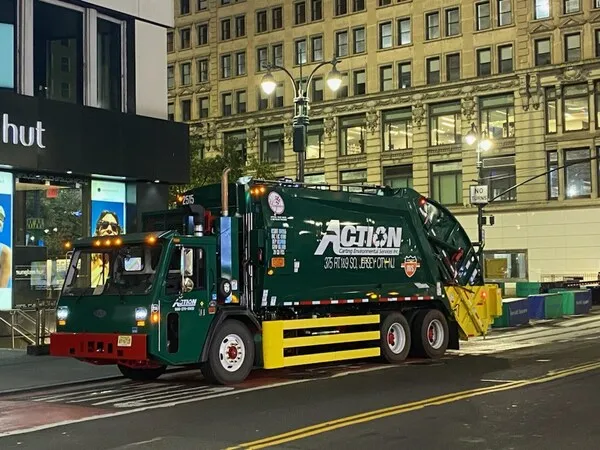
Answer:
xmin=147 ymin=236 xmax=157 ymax=245
xmin=151 ymin=312 xmax=159 ymax=324
xmin=63 ymin=241 xmax=72 ymax=250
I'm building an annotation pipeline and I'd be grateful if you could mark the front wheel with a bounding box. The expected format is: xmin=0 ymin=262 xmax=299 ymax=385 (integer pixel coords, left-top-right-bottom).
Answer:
xmin=410 ymin=309 xmax=449 ymax=359
xmin=118 ymin=364 xmax=166 ymax=381
xmin=201 ymin=320 xmax=254 ymax=385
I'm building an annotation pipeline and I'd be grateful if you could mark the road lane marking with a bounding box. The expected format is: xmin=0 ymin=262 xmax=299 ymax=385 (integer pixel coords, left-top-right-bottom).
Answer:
xmin=226 ymin=360 xmax=600 ymax=449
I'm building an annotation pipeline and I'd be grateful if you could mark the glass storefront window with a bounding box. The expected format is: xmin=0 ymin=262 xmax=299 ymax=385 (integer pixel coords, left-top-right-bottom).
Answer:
xmin=13 ymin=177 xmax=85 ymax=305
xmin=484 ymin=250 xmax=528 ymax=282
xmin=34 ymin=0 xmax=84 ymax=104
xmin=97 ymin=17 xmax=123 ymax=111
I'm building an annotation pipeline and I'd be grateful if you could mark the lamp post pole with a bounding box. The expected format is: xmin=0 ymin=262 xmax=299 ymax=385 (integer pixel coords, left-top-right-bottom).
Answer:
xmin=261 ymin=57 xmax=342 ymax=183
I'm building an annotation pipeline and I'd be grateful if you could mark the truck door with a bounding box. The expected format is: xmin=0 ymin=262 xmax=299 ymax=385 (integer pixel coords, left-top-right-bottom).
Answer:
xmin=156 ymin=243 xmax=215 ymax=365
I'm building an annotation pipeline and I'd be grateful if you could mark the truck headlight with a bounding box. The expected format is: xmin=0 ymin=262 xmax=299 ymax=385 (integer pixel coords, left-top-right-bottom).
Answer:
xmin=57 ymin=306 xmax=69 ymax=321
xmin=135 ymin=307 xmax=148 ymax=321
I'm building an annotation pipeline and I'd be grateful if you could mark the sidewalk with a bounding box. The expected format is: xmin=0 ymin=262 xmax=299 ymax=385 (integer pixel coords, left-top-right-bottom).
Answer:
xmin=0 ymin=349 xmax=122 ymax=394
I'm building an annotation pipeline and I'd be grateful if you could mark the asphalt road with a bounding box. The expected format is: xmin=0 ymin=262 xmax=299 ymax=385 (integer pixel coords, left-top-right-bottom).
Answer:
xmin=1 ymin=324 xmax=600 ymax=449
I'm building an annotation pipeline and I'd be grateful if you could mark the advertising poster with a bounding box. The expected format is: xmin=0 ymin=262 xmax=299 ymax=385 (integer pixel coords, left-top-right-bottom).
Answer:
xmin=0 ymin=171 xmax=13 ymax=310
xmin=0 ymin=23 xmax=14 ymax=89
xmin=90 ymin=180 xmax=125 ymax=287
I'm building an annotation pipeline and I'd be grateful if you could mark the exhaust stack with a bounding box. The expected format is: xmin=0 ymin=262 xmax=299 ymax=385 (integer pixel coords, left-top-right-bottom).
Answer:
xmin=222 ymin=168 xmax=231 ymax=217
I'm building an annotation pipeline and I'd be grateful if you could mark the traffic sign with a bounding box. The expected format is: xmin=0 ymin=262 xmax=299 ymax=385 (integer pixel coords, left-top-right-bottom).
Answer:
xmin=470 ymin=185 xmax=489 ymax=205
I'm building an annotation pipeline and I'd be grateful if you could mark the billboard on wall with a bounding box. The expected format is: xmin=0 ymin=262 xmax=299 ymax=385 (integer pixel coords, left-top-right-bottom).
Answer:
xmin=0 ymin=23 xmax=14 ymax=89
xmin=0 ymin=171 xmax=12 ymax=310
xmin=90 ymin=180 xmax=126 ymax=237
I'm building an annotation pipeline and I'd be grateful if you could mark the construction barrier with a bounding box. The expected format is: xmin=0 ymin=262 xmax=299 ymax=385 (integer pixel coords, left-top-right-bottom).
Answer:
xmin=492 ymin=298 xmax=529 ymax=328
xmin=262 ymin=315 xmax=381 ymax=369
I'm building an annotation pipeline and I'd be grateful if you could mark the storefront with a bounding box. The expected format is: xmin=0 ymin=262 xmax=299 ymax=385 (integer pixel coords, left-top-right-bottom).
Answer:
xmin=0 ymin=89 xmax=189 ymax=310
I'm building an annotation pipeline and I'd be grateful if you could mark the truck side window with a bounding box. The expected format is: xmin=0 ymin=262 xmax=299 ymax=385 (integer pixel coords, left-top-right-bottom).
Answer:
xmin=165 ymin=246 xmax=206 ymax=294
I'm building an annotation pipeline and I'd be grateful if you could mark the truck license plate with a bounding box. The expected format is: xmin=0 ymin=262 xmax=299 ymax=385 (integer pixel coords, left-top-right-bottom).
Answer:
xmin=117 ymin=335 xmax=132 ymax=347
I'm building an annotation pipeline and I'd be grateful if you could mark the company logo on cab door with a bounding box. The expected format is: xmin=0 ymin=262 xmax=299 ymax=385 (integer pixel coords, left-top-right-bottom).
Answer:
xmin=314 ymin=219 xmax=403 ymax=256
xmin=1 ymin=113 xmax=46 ymax=149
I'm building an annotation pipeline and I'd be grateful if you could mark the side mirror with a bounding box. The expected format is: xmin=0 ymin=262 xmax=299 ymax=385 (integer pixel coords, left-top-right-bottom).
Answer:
xmin=180 ymin=248 xmax=194 ymax=277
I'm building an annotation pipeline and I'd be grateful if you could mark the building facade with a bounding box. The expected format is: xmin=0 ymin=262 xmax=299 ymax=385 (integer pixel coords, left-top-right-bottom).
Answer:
xmin=167 ymin=0 xmax=600 ymax=283
xmin=0 ymin=0 xmax=188 ymax=310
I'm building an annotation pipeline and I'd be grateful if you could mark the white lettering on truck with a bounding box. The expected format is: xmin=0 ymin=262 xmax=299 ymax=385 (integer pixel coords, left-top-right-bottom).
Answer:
xmin=314 ymin=220 xmax=402 ymax=256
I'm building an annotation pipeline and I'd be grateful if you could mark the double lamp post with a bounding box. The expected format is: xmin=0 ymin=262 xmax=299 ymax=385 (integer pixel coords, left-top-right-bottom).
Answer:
xmin=259 ymin=57 xmax=342 ymax=183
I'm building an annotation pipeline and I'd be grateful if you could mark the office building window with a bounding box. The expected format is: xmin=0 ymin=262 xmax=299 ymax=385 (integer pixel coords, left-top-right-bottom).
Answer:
xmin=379 ymin=22 xmax=392 ymax=49
xmin=398 ymin=62 xmax=411 ymax=88
xmin=547 ymin=151 xmax=558 ymax=199
xmin=353 ymin=27 xmax=366 ymax=53
xmin=181 ymin=28 xmax=191 ymax=48
xmin=565 ymin=148 xmax=591 ymax=198
xmin=426 ymin=57 xmax=440 ymax=84
xmin=34 ymin=1 xmax=84 ymax=104
xmin=222 ymin=93 xmax=232 ymax=116
xmin=312 ymin=0 xmax=322 ymax=20
xmin=535 ymin=0 xmax=550 ymax=19
xmin=430 ymin=161 xmax=463 ymax=205
xmin=167 ymin=32 xmax=173 ymax=52
xmin=181 ymin=99 xmax=191 ymax=121
xmin=479 ymin=93 xmax=515 ymax=139
xmin=563 ymin=84 xmax=589 ymax=131
xmin=382 ymin=108 xmax=412 ymax=151
xmin=312 ymin=76 xmax=324 ymax=101
xmin=535 ymin=38 xmax=551 ymax=65
xmin=295 ymin=1 xmax=306 ymax=24
xmin=305 ymin=173 xmax=327 ymax=188
xmin=564 ymin=33 xmax=581 ymax=62
xmin=97 ymin=17 xmax=124 ymax=111
xmin=383 ymin=165 xmax=413 ymax=189
xmin=274 ymin=84 xmax=284 ymax=107
xmin=483 ymin=250 xmax=528 ymax=282
xmin=220 ymin=55 xmax=231 ymax=78
xmin=498 ymin=44 xmax=513 ymax=73
xmin=564 ymin=0 xmax=580 ymax=14
xmin=476 ymin=2 xmax=490 ymax=30
xmin=236 ymin=52 xmax=246 ymax=76
xmin=295 ymin=39 xmax=307 ymax=65
xmin=353 ymin=70 xmax=366 ymax=95
xmin=220 ymin=19 xmax=230 ymax=40
xmin=445 ymin=8 xmax=460 ymax=36
xmin=273 ymin=44 xmax=283 ymax=66
xmin=336 ymin=72 xmax=349 ymax=98
xmin=223 ymin=130 xmax=247 ymax=162
xmin=272 ymin=7 xmax=283 ymax=29
xmin=197 ymin=24 xmax=208 ymax=45
xmin=256 ymin=47 xmax=268 ymax=71
xmin=446 ymin=53 xmax=460 ymax=81
xmin=397 ymin=18 xmax=411 ymax=45
xmin=340 ymin=169 xmax=367 ymax=192
xmin=311 ymin=36 xmax=323 ymax=61
xmin=256 ymin=10 xmax=267 ymax=33
xmin=167 ymin=65 xmax=174 ymax=89
xmin=429 ymin=101 xmax=461 ymax=146
xmin=335 ymin=0 xmax=348 ymax=16
xmin=380 ymin=65 xmax=393 ymax=91
xmin=198 ymin=97 xmax=209 ymax=118
xmin=426 ymin=12 xmax=440 ymax=40
xmin=477 ymin=48 xmax=492 ymax=76
xmin=339 ymin=114 xmax=366 ymax=156
xmin=306 ymin=120 xmax=324 ymax=159
xmin=168 ymin=102 xmax=174 ymax=120
xmin=257 ymin=90 xmax=269 ymax=110
xmin=236 ymin=91 xmax=246 ymax=113
xmin=198 ymin=59 xmax=208 ymax=82
xmin=181 ymin=62 xmax=191 ymax=85
xmin=596 ymin=29 xmax=600 ymax=57
xmin=353 ymin=0 xmax=365 ymax=11
xmin=482 ymin=155 xmax=516 ymax=201
xmin=336 ymin=31 xmax=348 ymax=57
xmin=260 ymin=126 xmax=285 ymax=163
xmin=198 ymin=0 xmax=208 ymax=10
xmin=545 ymin=87 xmax=557 ymax=134
xmin=235 ymin=15 xmax=245 ymax=37
xmin=498 ymin=0 xmax=512 ymax=26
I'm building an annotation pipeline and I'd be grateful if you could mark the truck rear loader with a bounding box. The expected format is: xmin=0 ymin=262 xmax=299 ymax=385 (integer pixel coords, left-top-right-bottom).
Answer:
xmin=50 ymin=173 xmax=501 ymax=385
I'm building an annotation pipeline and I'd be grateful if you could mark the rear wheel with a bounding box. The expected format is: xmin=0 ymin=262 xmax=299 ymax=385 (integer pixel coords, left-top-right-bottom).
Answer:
xmin=201 ymin=320 xmax=254 ymax=385
xmin=410 ymin=309 xmax=449 ymax=359
xmin=380 ymin=312 xmax=411 ymax=363
xmin=118 ymin=364 xmax=166 ymax=381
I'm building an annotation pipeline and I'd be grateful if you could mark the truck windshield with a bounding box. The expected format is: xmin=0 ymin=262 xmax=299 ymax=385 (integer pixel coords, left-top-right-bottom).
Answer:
xmin=62 ymin=244 xmax=164 ymax=297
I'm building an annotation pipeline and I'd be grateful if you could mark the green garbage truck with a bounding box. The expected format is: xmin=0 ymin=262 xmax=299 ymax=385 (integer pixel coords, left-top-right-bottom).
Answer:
xmin=50 ymin=172 xmax=501 ymax=385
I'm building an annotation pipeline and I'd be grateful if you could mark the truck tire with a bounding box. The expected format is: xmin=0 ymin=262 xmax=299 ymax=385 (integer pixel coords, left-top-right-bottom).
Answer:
xmin=410 ymin=309 xmax=449 ymax=359
xmin=200 ymin=319 xmax=254 ymax=385
xmin=380 ymin=312 xmax=411 ymax=363
xmin=118 ymin=364 xmax=166 ymax=381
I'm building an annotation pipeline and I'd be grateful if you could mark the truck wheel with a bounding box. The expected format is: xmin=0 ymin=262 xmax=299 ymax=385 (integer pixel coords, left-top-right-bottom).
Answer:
xmin=380 ymin=312 xmax=411 ymax=363
xmin=410 ymin=309 xmax=449 ymax=359
xmin=118 ymin=364 xmax=166 ymax=381
xmin=200 ymin=320 xmax=254 ymax=385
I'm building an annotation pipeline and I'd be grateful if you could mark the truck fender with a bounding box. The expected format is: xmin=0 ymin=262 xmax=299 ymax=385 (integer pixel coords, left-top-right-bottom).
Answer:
xmin=200 ymin=308 xmax=262 ymax=363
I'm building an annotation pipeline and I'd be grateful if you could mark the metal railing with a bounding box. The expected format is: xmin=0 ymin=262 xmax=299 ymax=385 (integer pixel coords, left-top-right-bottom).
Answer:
xmin=0 ymin=299 xmax=55 ymax=349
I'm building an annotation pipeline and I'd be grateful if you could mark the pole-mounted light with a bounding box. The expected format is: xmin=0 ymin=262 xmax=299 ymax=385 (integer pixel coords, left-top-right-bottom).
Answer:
xmin=260 ymin=71 xmax=277 ymax=95
xmin=326 ymin=66 xmax=342 ymax=92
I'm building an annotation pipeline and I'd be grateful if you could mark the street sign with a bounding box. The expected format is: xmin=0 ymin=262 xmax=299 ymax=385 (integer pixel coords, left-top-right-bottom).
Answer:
xmin=470 ymin=185 xmax=489 ymax=205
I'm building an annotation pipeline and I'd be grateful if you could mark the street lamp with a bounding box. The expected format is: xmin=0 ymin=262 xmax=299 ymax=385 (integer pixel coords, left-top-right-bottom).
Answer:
xmin=260 ymin=58 xmax=342 ymax=182
xmin=465 ymin=122 xmax=492 ymax=269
